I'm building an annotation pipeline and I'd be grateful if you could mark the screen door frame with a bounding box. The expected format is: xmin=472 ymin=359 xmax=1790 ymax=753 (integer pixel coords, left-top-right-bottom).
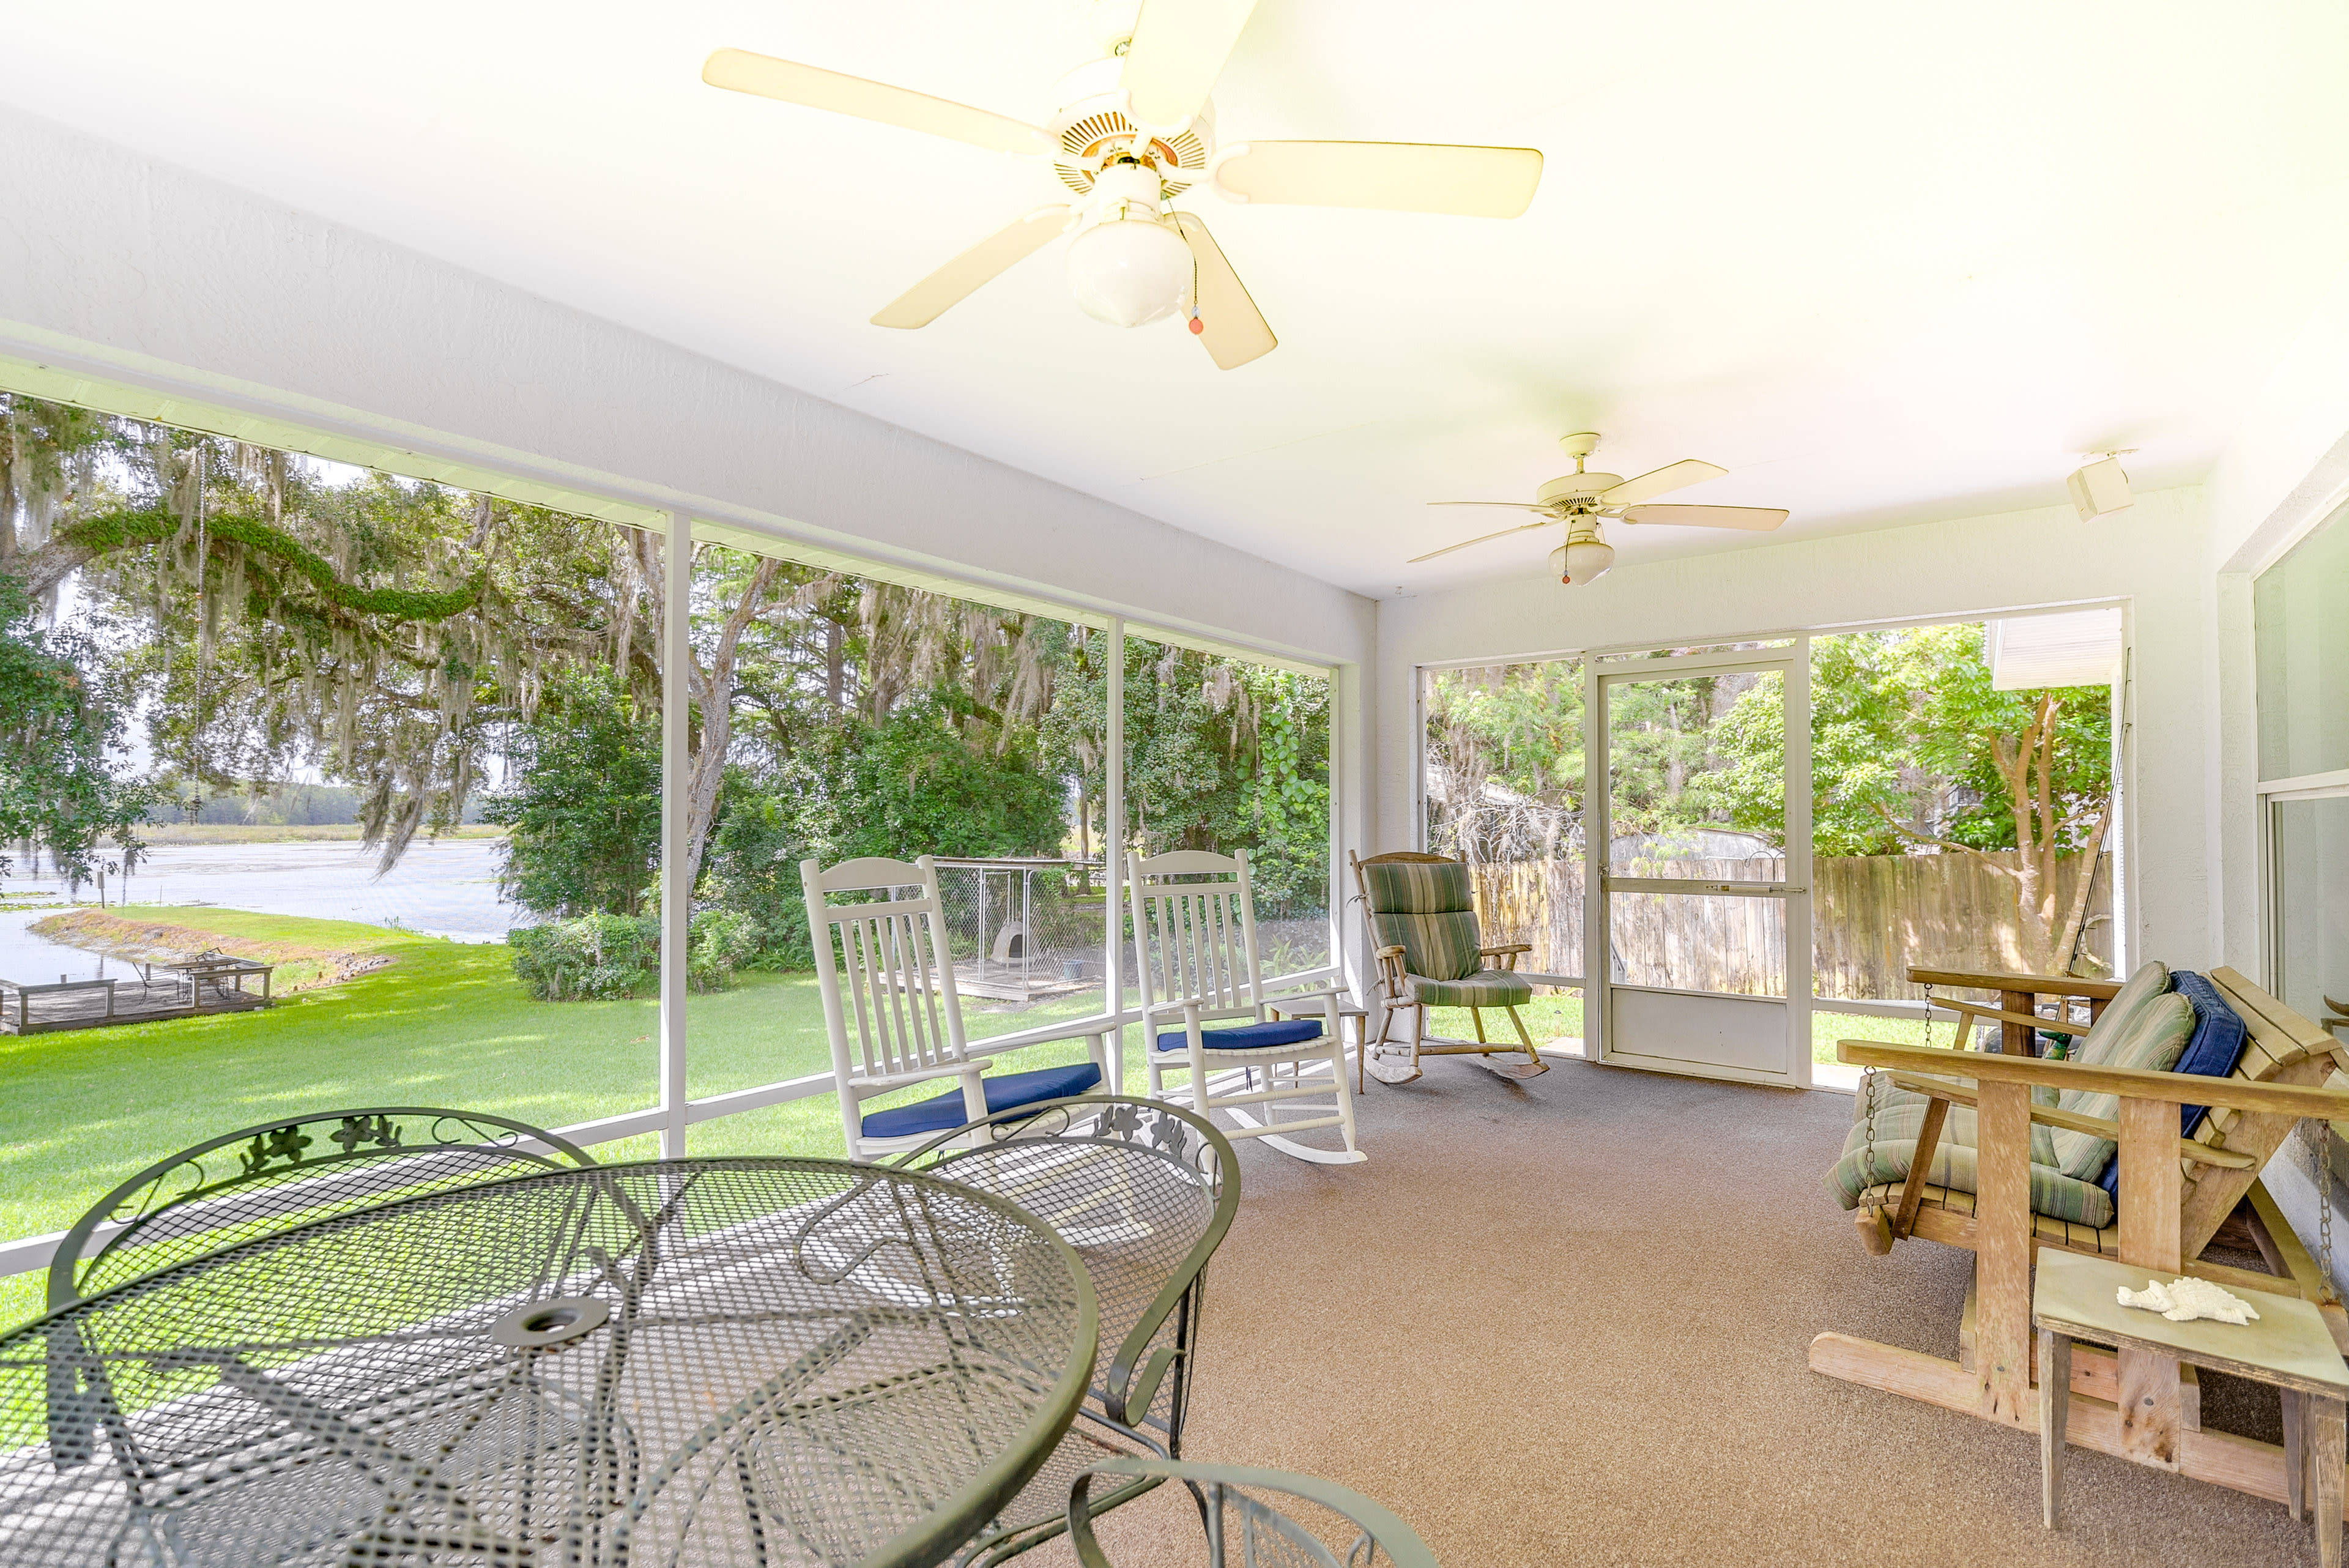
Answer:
xmin=1583 ymin=639 xmax=1814 ymax=1088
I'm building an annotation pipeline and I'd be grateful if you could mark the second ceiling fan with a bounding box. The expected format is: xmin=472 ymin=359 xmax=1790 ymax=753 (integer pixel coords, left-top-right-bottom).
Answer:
xmin=703 ymin=0 xmax=1542 ymax=369
xmin=1414 ymin=433 xmax=1791 ymax=585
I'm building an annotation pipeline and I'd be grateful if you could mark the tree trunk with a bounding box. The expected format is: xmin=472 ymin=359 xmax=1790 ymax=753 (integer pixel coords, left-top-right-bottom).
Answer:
xmin=675 ymin=554 xmax=784 ymax=905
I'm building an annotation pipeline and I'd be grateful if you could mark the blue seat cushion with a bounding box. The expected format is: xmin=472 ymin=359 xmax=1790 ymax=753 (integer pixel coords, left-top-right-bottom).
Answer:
xmin=2096 ymin=970 xmax=2249 ymax=1202
xmin=859 ymin=1060 xmax=1102 ymax=1140
xmin=1154 ymin=1018 xmax=1326 ymax=1053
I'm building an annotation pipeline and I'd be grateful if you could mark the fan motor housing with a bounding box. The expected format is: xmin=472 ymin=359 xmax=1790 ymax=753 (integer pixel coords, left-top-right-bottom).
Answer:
xmin=1535 ymin=473 xmax=1622 ymax=507
xmin=1048 ymin=58 xmax=1213 ymax=198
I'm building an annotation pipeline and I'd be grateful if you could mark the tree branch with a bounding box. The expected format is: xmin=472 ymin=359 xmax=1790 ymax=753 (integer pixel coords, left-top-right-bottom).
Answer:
xmin=1868 ymin=798 xmax=2022 ymax=879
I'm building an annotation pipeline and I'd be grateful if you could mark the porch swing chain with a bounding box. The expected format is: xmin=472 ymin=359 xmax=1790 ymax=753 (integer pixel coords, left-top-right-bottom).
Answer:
xmin=1860 ymin=986 xmax=1949 ymax=1205
xmin=2306 ymin=1115 xmax=2338 ymax=1304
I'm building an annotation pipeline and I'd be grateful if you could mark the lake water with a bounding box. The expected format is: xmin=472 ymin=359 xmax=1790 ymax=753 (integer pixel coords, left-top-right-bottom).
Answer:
xmin=0 ymin=838 xmax=516 ymax=983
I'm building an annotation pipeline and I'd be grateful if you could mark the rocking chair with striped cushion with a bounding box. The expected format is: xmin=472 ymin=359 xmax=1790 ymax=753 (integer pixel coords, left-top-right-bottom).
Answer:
xmin=1351 ymin=850 xmax=1546 ymax=1086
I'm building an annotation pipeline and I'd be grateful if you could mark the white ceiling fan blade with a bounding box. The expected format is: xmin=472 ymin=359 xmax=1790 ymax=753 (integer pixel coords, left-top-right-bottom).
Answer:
xmin=1618 ymin=503 xmax=1790 ymax=531
xmin=1121 ymin=0 xmax=1258 ymax=129
xmin=1170 ymin=214 xmax=1275 ymax=370
xmin=1598 ymin=459 xmax=1727 ymax=507
xmin=871 ymin=207 xmax=1075 ymax=329
xmin=1213 ymin=142 xmax=1543 ymax=217
xmin=1407 ymin=519 xmax=1553 ymax=563
xmin=703 ymin=48 xmax=1048 ymax=154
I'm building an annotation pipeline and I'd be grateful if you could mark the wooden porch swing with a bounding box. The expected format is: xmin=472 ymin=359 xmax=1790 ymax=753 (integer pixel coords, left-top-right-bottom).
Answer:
xmin=1811 ymin=964 xmax=2349 ymax=1525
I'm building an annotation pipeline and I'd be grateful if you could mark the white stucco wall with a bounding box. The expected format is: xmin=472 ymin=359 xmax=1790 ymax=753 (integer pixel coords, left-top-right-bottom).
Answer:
xmin=1379 ymin=486 xmax=2216 ymax=968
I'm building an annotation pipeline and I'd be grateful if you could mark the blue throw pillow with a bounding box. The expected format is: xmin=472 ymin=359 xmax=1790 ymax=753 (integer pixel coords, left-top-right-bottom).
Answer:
xmin=2097 ymin=970 xmax=2249 ymax=1203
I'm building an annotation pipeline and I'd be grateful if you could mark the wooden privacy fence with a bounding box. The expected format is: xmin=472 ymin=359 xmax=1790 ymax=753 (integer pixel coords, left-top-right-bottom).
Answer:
xmin=1465 ymin=850 xmax=2114 ymax=1000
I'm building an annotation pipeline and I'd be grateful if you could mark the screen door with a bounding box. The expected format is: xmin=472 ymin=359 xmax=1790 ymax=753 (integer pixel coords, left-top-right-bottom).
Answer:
xmin=1588 ymin=644 xmax=1812 ymax=1086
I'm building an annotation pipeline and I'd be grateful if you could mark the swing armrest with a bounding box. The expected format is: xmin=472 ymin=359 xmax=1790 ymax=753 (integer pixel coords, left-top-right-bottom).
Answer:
xmin=1883 ymin=1069 xmax=2255 ymax=1169
xmin=1907 ymin=967 xmax=2121 ymax=1001
xmin=1931 ymin=999 xmax=2091 ymax=1036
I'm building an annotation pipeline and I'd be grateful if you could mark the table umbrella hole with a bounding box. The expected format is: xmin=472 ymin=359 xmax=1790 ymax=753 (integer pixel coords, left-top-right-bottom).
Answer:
xmin=489 ymin=1296 xmax=609 ymax=1350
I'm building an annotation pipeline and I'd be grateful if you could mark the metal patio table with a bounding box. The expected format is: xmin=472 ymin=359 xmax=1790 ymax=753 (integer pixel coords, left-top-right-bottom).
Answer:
xmin=0 ymin=1157 xmax=1098 ymax=1567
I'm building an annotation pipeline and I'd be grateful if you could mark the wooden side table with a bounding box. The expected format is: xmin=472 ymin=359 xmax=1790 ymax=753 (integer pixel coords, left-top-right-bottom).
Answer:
xmin=1264 ymin=993 xmax=1373 ymax=1090
xmin=2035 ymin=1249 xmax=2349 ymax=1565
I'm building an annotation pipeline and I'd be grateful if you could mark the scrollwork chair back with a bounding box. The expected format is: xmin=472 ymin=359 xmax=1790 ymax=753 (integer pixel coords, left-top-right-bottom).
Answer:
xmin=893 ymin=1095 xmax=1239 ymax=1565
xmin=49 ymin=1106 xmax=594 ymax=1309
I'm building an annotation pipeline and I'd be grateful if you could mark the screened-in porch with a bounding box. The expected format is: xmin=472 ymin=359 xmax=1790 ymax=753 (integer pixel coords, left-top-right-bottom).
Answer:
xmin=2 ymin=4 xmax=2348 ymax=1563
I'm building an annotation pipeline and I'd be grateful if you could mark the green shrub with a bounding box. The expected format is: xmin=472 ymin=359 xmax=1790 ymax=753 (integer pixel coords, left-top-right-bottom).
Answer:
xmin=509 ymin=908 xmax=771 ymax=999
xmin=507 ymin=913 xmax=658 ymax=1000
xmin=688 ymin=907 xmax=763 ymax=994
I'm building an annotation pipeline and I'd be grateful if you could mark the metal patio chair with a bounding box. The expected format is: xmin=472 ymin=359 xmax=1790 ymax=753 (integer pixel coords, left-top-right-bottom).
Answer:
xmin=892 ymin=1094 xmax=1239 ymax=1566
xmin=47 ymin=1105 xmax=595 ymax=1310
xmin=1127 ymin=849 xmax=1364 ymax=1165
xmin=803 ymin=854 xmax=1118 ymax=1160
xmin=1067 ymin=1458 xmax=1439 ymax=1567
xmin=38 ymin=1107 xmax=608 ymax=1486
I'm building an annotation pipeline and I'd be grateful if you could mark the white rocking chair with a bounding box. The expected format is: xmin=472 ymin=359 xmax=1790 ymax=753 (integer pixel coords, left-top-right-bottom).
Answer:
xmin=801 ymin=855 xmax=1116 ymax=1161
xmin=1126 ymin=849 xmax=1364 ymax=1167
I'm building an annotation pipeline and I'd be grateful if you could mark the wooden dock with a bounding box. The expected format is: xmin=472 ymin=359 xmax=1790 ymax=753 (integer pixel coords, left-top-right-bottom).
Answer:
xmin=0 ymin=976 xmax=273 ymax=1035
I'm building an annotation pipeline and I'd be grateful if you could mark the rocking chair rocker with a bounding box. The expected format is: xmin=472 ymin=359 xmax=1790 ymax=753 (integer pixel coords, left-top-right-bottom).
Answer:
xmin=1350 ymin=850 xmax=1546 ymax=1087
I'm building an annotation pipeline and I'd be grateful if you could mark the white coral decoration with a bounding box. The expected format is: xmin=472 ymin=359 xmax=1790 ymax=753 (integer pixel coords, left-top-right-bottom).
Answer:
xmin=2116 ymin=1276 xmax=2261 ymax=1325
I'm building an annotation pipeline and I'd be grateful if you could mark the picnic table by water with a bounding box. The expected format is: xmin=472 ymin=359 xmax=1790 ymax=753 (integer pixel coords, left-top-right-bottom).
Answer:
xmin=0 ymin=838 xmax=515 ymax=985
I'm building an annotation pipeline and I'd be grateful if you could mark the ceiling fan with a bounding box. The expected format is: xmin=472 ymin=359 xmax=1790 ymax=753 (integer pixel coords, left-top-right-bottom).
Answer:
xmin=1412 ymin=432 xmax=1791 ymax=585
xmin=702 ymin=0 xmax=1542 ymax=370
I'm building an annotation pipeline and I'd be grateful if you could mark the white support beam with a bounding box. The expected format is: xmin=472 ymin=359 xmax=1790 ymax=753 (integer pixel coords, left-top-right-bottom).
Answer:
xmin=659 ymin=508 xmax=692 ymax=1157
xmin=1104 ymin=616 xmax=1126 ymax=1084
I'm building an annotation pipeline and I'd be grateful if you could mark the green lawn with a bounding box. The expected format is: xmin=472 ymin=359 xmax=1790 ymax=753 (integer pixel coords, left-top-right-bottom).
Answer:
xmin=0 ymin=905 xmax=1133 ymax=1331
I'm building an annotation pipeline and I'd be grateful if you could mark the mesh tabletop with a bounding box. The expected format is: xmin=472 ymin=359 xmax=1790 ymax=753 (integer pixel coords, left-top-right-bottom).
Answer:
xmin=0 ymin=1158 xmax=1097 ymax=1568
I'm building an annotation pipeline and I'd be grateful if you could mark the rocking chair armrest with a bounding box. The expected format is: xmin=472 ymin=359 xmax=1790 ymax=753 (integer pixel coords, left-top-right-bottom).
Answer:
xmin=1263 ymin=984 xmax=1347 ymax=1026
xmin=849 ymin=1062 xmax=989 ymax=1094
xmin=1479 ymin=943 xmax=1532 ymax=956
xmin=1141 ymin=1000 xmax=1260 ymax=1028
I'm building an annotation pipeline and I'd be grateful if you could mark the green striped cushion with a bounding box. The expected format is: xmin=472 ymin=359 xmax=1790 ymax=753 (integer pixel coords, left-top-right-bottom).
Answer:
xmin=1373 ymin=910 xmax=1483 ymax=983
xmin=2047 ymin=991 xmax=2195 ymax=1180
xmin=1360 ymin=860 xmax=1474 ymax=915
xmin=2068 ymin=960 xmax=2170 ymax=1065
xmin=1826 ymin=1081 xmax=2110 ymax=1228
xmin=1413 ymin=969 xmax=1534 ymax=1008
xmin=1852 ymin=1073 xmax=2059 ymax=1166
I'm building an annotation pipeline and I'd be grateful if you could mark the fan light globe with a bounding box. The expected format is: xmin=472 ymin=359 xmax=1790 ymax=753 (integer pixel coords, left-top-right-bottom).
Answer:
xmin=1550 ymin=538 xmax=1616 ymax=585
xmin=1067 ymin=215 xmax=1192 ymax=327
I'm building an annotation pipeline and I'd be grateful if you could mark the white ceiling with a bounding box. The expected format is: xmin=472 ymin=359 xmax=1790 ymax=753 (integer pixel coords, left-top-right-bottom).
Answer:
xmin=3 ymin=1 xmax=2347 ymax=598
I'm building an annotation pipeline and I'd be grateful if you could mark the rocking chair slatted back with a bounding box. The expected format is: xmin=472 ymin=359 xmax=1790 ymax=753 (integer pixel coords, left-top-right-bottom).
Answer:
xmin=1129 ymin=850 xmax=1264 ymax=1016
xmin=801 ymin=855 xmax=972 ymax=1084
